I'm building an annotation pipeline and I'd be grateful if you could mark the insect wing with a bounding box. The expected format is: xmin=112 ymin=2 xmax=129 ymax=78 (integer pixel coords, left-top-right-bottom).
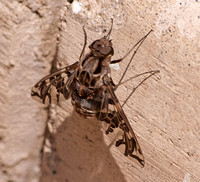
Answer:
xmin=31 ymin=62 xmax=79 ymax=104
xmin=101 ymin=77 xmax=145 ymax=167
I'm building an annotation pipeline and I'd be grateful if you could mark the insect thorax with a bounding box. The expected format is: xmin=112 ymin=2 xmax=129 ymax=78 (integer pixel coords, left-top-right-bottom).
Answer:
xmin=77 ymin=55 xmax=111 ymax=88
xmin=71 ymin=52 xmax=112 ymax=118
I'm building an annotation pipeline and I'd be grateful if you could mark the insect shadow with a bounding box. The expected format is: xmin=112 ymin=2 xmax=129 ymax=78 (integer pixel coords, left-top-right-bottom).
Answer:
xmin=40 ymin=110 xmax=127 ymax=182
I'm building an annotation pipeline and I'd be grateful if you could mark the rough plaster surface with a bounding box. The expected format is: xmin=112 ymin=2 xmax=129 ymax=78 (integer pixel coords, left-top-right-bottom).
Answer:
xmin=0 ymin=0 xmax=63 ymax=181
xmin=0 ymin=0 xmax=200 ymax=182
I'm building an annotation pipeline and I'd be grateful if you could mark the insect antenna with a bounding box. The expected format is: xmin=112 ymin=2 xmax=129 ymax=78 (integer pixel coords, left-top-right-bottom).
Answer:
xmin=105 ymin=18 xmax=113 ymax=40
xmin=79 ymin=26 xmax=87 ymax=62
xmin=112 ymin=29 xmax=153 ymax=86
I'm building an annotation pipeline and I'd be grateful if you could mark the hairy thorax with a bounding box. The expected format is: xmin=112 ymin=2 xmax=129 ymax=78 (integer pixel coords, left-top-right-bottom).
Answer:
xmin=71 ymin=54 xmax=110 ymax=118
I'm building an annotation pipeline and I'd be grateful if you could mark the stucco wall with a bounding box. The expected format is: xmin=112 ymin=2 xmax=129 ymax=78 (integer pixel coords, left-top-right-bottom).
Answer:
xmin=0 ymin=0 xmax=199 ymax=182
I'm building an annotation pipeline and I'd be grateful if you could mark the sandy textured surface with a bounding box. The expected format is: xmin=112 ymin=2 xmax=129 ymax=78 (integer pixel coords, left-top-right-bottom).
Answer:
xmin=0 ymin=0 xmax=199 ymax=182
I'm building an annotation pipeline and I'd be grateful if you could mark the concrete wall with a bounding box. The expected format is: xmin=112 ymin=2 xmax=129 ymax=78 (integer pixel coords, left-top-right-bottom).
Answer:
xmin=0 ymin=0 xmax=199 ymax=182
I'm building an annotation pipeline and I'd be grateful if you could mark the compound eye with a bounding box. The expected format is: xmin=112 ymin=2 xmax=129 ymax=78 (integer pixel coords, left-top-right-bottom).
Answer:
xmin=93 ymin=41 xmax=102 ymax=50
xmin=100 ymin=46 xmax=112 ymax=55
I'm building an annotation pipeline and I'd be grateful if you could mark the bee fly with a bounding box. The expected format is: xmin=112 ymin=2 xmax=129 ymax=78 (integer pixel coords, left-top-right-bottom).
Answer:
xmin=31 ymin=20 xmax=159 ymax=167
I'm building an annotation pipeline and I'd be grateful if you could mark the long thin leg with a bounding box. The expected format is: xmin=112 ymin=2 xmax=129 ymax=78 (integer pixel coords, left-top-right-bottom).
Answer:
xmin=121 ymin=70 xmax=159 ymax=107
xmin=79 ymin=26 xmax=87 ymax=62
xmin=115 ymin=70 xmax=159 ymax=89
xmin=111 ymin=30 xmax=153 ymax=86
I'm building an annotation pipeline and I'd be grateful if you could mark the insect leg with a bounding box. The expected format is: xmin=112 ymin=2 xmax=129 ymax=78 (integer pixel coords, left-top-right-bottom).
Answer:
xmin=79 ymin=26 xmax=87 ymax=62
xmin=115 ymin=70 xmax=159 ymax=90
xmin=111 ymin=30 xmax=153 ymax=86
xmin=121 ymin=70 xmax=159 ymax=107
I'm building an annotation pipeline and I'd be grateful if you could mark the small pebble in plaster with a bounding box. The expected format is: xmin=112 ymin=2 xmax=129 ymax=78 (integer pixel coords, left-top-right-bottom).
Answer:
xmin=109 ymin=63 xmax=120 ymax=70
xmin=72 ymin=1 xmax=82 ymax=14
xmin=182 ymin=172 xmax=190 ymax=182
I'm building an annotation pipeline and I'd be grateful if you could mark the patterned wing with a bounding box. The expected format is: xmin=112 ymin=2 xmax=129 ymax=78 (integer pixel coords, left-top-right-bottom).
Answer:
xmin=31 ymin=62 xmax=79 ymax=104
xmin=97 ymin=75 xmax=145 ymax=167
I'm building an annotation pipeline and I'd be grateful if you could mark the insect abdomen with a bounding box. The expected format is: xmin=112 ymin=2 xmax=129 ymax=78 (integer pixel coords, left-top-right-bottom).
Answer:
xmin=71 ymin=87 xmax=102 ymax=118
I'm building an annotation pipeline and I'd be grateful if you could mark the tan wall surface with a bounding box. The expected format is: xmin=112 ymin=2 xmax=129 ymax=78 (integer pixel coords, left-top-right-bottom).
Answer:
xmin=0 ymin=0 xmax=199 ymax=182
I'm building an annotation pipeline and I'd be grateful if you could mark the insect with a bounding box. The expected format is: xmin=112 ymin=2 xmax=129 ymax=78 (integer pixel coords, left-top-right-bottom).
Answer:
xmin=31 ymin=20 xmax=159 ymax=167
